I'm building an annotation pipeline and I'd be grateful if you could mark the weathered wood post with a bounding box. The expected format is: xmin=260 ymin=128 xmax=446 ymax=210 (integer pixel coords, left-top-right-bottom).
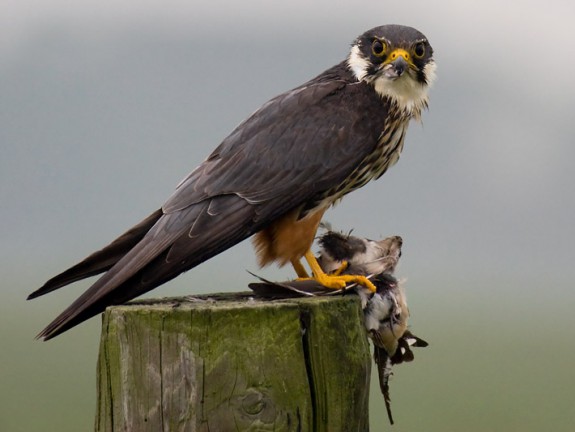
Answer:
xmin=95 ymin=292 xmax=372 ymax=432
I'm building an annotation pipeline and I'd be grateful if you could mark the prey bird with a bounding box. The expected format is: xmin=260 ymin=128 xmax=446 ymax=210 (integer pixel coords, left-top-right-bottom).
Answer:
xmin=317 ymin=229 xmax=403 ymax=277
xmin=247 ymin=231 xmax=403 ymax=298
xmin=365 ymin=274 xmax=428 ymax=425
xmin=28 ymin=24 xmax=435 ymax=340
xmin=249 ymin=230 xmax=428 ymax=424
xmin=315 ymin=231 xmax=429 ymax=425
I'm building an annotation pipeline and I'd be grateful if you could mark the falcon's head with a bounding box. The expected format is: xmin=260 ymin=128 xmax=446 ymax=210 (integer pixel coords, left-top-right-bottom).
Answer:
xmin=348 ymin=24 xmax=436 ymax=115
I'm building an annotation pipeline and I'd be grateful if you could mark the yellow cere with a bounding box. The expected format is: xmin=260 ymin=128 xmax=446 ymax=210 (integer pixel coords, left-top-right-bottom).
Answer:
xmin=387 ymin=48 xmax=411 ymax=64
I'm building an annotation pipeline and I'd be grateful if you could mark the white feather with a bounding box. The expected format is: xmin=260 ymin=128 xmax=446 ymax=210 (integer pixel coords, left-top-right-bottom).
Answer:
xmin=347 ymin=45 xmax=370 ymax=81
xmin=380 ymin=60 xmax=436 ymax=113
xmin=347 ymin=45 xmax=437 ymax=117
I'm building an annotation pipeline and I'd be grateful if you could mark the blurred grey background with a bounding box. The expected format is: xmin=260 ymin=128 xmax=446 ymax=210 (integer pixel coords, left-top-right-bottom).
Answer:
xmin=2 ymin=1 xmax=574 ymax=431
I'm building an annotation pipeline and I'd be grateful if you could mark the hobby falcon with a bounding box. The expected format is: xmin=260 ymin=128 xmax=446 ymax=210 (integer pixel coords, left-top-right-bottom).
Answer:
xmin=28 ymin=24 xmax=436 ymax=340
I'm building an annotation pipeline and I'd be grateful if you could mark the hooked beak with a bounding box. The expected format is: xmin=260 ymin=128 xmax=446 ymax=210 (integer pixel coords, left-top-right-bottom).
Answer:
xmin=381 ymin=49 xmax=412 ymax=79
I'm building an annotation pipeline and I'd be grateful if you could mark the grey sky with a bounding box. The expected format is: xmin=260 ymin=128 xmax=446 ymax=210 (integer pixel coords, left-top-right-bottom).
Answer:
xmin=2 ymin=1 xmax=575 ymax=430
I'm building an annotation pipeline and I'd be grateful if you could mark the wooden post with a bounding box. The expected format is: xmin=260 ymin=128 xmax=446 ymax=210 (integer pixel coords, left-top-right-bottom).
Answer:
xmin=95 ymin=292 xmax=372 ymax=432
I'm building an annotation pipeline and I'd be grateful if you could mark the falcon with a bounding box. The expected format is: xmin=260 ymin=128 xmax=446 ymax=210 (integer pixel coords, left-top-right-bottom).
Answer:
xmin=28 ymin=24 xmax=436 ymax=340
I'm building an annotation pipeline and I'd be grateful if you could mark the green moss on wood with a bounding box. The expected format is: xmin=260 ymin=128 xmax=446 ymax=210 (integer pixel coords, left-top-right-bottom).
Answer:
xmin=96 ymin=293 xmax=371 ymax=432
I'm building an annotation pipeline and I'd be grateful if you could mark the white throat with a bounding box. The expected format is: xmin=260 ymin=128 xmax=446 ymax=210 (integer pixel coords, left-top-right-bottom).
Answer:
xmin=347 ymin=45 xmax=437 ymax=117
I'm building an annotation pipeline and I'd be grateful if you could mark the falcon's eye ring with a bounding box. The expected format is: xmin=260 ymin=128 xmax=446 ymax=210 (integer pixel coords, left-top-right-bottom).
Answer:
xmin=371 ymin=39 xmax=387 ymax=57
xmin=413 ymin=42 xmax=426 ymax=59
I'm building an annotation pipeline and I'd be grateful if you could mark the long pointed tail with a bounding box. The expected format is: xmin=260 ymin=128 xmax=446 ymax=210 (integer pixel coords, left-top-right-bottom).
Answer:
xmin=34 ymin=195 xmax=258 ymax=340
xmin=27 ymin=210 xmax=163 ymax=300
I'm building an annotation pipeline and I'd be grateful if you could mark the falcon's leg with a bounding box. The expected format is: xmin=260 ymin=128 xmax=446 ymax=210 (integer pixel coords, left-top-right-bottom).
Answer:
xmin=290 ymin=258 xmax=310 ymax=278
xmin=302 ymin=251 xmax=376 ymax=292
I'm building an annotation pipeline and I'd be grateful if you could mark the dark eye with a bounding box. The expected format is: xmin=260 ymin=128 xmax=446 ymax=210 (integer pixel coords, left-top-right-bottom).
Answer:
xmin=371 ymin=39 xmax=387 ymax=57
xmin=413 ymin=42 xmax=426 ymax=58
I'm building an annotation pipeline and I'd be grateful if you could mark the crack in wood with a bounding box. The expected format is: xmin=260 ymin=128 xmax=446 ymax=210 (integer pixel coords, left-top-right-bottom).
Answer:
xmin=95 ymin=294 xmax=370 ymax=431
xmin=299 ymin=309 xmax=317 ymax=431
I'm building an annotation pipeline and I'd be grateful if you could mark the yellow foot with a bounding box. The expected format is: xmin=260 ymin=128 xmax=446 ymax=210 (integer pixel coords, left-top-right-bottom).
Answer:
xmin=301 ymin=251 xmax=376 ymax=292
xmin=299 ymin=273 xmax=377 ymax=291
xmin=332 ymin=260 xmax=349 ymax=276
